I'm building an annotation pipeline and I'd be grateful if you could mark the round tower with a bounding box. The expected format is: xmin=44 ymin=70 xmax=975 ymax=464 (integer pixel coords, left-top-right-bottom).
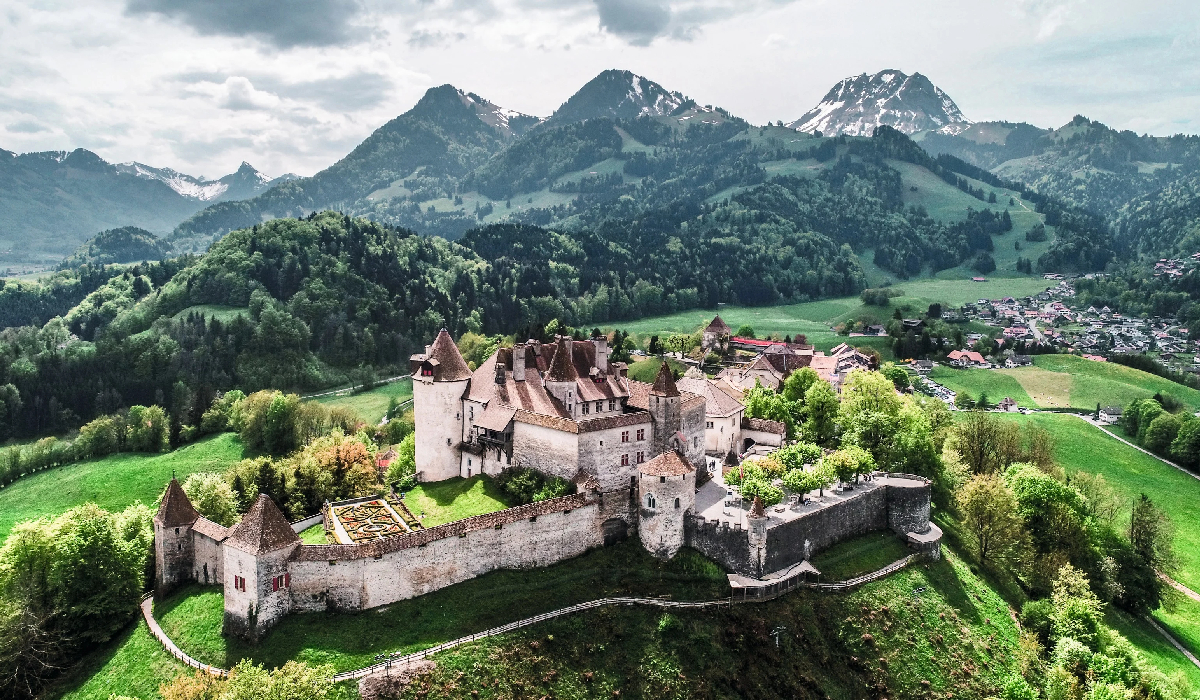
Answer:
xmin=637 ymin=450 xmax=695 ymax=560
xmin=747 ymin=496 xmax=768 ymax=576
xmin=411 ymin=329 xmax=473 ymax=483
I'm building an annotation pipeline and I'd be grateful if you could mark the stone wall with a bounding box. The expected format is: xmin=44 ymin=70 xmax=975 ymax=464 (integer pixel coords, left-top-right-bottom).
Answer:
xmin=412 ymin=377 xmax=468 ymax=483
xmin=288 ymin=497 xmax=605 ymax=614
xmin=512 ymin=422 xmax=579 ymax=480
xmin=686 ymin=477 xmax=934 ymax=577
xmin=192 ymin=531 xmax=224 ymax=586
xmin=681 ymin=399 xmax=707 ymax=467
xmin=154 ymin=521 xmax=194 ymax=594
xmin=223 ymin=544 xmax=297 ymax=642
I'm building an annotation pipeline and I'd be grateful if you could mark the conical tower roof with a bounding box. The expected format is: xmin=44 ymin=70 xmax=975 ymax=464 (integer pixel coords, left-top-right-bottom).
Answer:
xmin=705 ymin=315 xmax=732 ymax=335
xmin=155 ymin=478 xmax=199 ymax=527
xmin=650 ymin=361 xmax=680 ymax=397
xmin=427 ymin=328 xmax=473 ymax=381
xmin=226 ymin=494 xmax=300 ymax=555
xmin=546 ymin=337 xmax=578 ymax=382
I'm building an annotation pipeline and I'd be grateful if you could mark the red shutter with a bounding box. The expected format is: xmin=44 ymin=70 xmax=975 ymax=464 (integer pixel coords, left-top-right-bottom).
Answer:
xmin=285 ymin=573 xmax=290 ymax=588
xmin=272 ymin=577 xmax=279 ymax=592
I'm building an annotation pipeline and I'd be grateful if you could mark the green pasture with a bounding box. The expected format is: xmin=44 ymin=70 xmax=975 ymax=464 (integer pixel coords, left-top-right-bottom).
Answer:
xmin=929 ymin=366 xmax=1037 ymax=407
xmin=313 ymin=377 xmax=413 ymax=424
xmin=0 ymin=433 xmax=247 ymax=540
xmin=171 ymin=304 xmax=249 ymax=323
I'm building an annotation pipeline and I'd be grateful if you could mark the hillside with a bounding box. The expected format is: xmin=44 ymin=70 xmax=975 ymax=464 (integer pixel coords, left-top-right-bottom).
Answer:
xmin=0 ymin=149 xmax=284 ymax=269
xmin=57 ymin=227 xmax=172 ymax=269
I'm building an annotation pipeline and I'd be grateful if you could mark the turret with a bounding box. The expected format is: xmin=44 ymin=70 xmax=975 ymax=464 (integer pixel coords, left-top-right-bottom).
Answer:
xmin=544 ymin=337 xmax=578 ymax=418
xmin=649 ymin=361 xmax=681 ymax=455
xmin=222 ymin=494 xmax=301 ymax=642
xmin=411 ymin=329 xmax=473 ymax=482
xmin=747 ymin=496 xmax=768 ymax=576
xmin=637 ymin=450 xmax=695 ymax=559
xmin=153 ymin=478 xmax=199 ymax=595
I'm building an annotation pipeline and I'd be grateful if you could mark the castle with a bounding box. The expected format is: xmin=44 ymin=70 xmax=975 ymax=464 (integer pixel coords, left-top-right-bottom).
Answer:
xmin=153 ymin=326 xmax=939 ymax=642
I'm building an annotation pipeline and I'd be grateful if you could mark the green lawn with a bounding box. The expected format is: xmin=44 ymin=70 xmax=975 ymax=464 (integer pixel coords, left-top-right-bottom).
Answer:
xmin=930 ymin=366 xmax=1037 ymax=407
xmin=314 ymin=377 xmax=414 ymax=424
xmin=1105 ymin=603 xmax=1200 ymax=687
xmin=1151 ymin=588 xmax=1200 ymax=667
xmin=932 ymin=355 xmax=1200 ymax=413
xmin=810 ymin=531 xmax=912 ymax=580
xmin=43 ymin=620 xmax=191 ymax=700
xmin=626 ymin=357 xmax=688 ymax=383
xmin=298 ymin=523 xmax=329 ymax=544
xmin=402 ymin=475 xmax=514 ymax=528
xmin=0 ymin=432 xmax=247 ymax=540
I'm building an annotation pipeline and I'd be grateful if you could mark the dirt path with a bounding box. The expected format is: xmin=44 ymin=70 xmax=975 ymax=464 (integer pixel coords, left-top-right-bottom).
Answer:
xmin=301 ymin=374 xmax=411 ymax=400
xmin=1160 ymin=572 xmax=1200 ymax=603
xmin=1145 ymin=615 xmax=1200 ymax=670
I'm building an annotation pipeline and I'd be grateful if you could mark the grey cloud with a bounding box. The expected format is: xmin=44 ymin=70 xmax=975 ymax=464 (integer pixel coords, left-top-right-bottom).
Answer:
xmin=125 ymin=0 xmax=365 ymax=48
xmin=6 ymin=120 xmax=49 ymax=133
xmin=170 ymin=71 xmax=393 ymax=111
xmin=594 ymin=0 xmax=670 ymax=46
xmin=408 ymin=30 xmax=467 ymax=48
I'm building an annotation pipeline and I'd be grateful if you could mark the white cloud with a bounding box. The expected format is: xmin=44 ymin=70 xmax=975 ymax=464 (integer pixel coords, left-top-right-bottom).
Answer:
xmin=0 ymin=0 xmax=1194 ymax=180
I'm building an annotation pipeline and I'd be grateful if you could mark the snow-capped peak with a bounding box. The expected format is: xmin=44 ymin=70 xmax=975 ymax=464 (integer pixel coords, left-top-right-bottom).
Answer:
xmin=114 ymin=160 xmax=275 ymax=202
xmin=548 ymin=69 xmax=687 ymax=125
xmin=788 ymin=69 xmax=970 ymax=137
xmin=457 ymin=89 xmax=542 ymax=138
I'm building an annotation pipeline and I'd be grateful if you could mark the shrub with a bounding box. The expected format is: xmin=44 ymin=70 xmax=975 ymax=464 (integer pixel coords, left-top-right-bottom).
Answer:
xmin=385 ymin=433 xmax=417 ymax=491
xmin=495 ymin=467 xmax=571 ymax=505
xmin=182 ymin=472 xmax=239 ymax=527
xmin=740 ymin=477 xmax=783 ymax=507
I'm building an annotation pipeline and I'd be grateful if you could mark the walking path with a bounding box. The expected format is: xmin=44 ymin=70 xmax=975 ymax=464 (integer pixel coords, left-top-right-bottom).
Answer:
xmin=1145 ymin=615 xmax=1200 ymax=670
xmin=300 ymin=374 xmax=411 ymax=400
xmin=1160 ymin=573 xmax=1200 ymax=603
xmin=1072 ymin=414 xmax=1200 ymax=483
xmin=140 ymin=555 xmax=915 ymax=683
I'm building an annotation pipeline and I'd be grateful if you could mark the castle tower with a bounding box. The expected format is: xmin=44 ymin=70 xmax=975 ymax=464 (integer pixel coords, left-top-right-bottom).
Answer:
xmin=543 ymin=337 xmax=578 ymax=419
xmin=153 ymin=478 xmax=199 ymax=596
xmin=411 ymin=329 xmax=473 ymax=483
xmin=222 ymin=494 xmax=301 ymax=642
xmin=637 ymin=450 xmax=695 ymax=559
xmin=649 ymin=361 xmax=681 ymax=456
xmin=747 ymin=496 xmax=768 ymax=576
xmin=702 ymin=315 xmax=732 ymax=353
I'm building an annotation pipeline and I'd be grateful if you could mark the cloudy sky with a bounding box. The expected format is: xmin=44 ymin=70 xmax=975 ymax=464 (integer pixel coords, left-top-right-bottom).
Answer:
xmin=2 ymin=0 xmax=1197 ymax=179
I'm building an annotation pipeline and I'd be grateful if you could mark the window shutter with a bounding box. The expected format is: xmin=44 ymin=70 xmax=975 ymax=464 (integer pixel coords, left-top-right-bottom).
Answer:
xmin=272 ymin=577 xmax=279 ymax=592
xmin=285 ymin=573 xmax=290 ymax=588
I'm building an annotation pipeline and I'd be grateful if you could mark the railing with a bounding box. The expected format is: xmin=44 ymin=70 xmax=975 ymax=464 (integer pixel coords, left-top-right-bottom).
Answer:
xmin=140 ymin=554 xmax=917 ymax=683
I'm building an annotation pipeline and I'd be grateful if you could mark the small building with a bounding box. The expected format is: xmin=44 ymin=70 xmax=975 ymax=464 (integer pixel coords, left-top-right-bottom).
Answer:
xmin=1099 ymin=406 xmax=1123 ymax=425
xmin=1006 ymin=355 xmax=1033 ymax=368
xmin=946 ymin=350 xmax=987 ymax=368
xmin=997 ymin=397 xmax=1019 ymax=412
xmin=913 ymin=359 xmax=934 ymax=374
xmin=701 ymin=315 xmax=733 ymax=353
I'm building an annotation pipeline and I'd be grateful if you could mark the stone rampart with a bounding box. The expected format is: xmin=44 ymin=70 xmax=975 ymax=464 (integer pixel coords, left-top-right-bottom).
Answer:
xmin=686 ymin=475 xmax=935 ymax=577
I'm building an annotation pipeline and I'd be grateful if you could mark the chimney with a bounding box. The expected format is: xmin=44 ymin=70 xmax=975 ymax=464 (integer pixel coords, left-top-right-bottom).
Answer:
xmin=592 ymin=334 xmax=608 ymax=374
xmin=514 ymin=343 xmax=526 ymax=382
xmin=495 ymin=360 xmax=506 ymax=384
xmin=424 ymin=345 xmax=432 ymax=356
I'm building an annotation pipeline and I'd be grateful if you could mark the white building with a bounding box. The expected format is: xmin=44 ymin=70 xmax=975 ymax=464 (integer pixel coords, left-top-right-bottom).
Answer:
xmin=410 ymin=330 xmax=706 ymax=493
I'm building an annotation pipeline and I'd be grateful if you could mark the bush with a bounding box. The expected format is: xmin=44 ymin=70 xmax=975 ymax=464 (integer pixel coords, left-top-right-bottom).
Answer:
xmin=1020 ymin=598 xmax=1054 ymax=645
xmin=740 ymin=477 xmax=783 ymax=507
xmin=495 ymin=467 xmax=571 ymax=505
xmin=182 ymin=472 xmax=239 ymax=527
xmin=385 ymin=433 xmax=417 ymax=491
xmin=200 ymin=390 xmax=245 ymax=434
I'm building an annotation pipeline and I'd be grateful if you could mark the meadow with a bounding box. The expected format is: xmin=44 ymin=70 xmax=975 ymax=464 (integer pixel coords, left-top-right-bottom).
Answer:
xmin=400 ymin=475 xmax=514 ymax=527
xmin=934 ymin=354 xmax=1200 ymax=412
xmin=0 ymin=432 xmax=247 ymax=540
xmin=314 ymin=377 xmax=414 ymax=424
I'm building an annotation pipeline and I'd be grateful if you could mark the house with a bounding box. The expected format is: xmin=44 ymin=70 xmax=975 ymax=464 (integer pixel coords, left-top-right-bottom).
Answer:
xmin=701 ymin=315 xmax=732 ymax=353
xmin=1006 ymin=355 xmax=1033 ymax=368
xmin=375 ymin=447 xmax=398 ymax=478
xmin=997 ymin=397 xmax=1019 ymax=412
xmin=1099 ymin=406 xmax=1123 ymax=425
xmin=676 ymin=376 xmax=746 ymax=460
xmin=913 ymin=359 xmax=934 ymax=374
xmin=946 ymin=350 xmax=987 ymax=368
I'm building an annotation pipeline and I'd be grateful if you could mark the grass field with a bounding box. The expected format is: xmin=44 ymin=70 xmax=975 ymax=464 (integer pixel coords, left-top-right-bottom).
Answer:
xmin=937 ymin=355 xmax=1200 ymax=412
xmin=401 ymin=475 xmax=514 ymax=528
xmin=314 ymin=377 xmax=414 ymax=424
xmin=1106 ymin=604 xmax=1200 ymax=686
xmin=45 ymin=620 xmax=191 ymax=700
xmin=626 ymin=356 xmax=688 ymax=383
xmin=298 ymin=523 xmax=329 ymax=544
xmin=810 ymin=531 xmax=912 ymax=580
xmin=930 ymin=366 xmax=1037 ymax=407
xmin=611 ymin=278 xmax=1054 ymax=353
xmin=0 ymin=432 xmax=247 ymax=540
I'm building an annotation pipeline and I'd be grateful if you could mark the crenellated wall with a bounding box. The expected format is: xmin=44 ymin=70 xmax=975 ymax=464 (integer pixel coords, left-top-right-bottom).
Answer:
xmin=686 ymin=475 xmax=936 ymax=577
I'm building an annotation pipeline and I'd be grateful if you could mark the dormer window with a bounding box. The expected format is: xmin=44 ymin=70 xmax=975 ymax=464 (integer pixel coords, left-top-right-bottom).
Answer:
xmin=421 ymin=366 xmax=434 ymax=377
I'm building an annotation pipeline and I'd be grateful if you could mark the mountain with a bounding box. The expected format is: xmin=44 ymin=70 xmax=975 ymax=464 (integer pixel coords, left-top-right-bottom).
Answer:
xmin=546 ymin=69 xmax=686 ymax=125
xmin=0 ymin=148 xmax=208 ymax=266
xmin=789 ymin=70 xmax=969 ymax=136
xmin=112 ymin=160 xmax=292 ymax=202
xmin=170 ymin=84 xmax=535 ymax=249
xmin=57 ymin=226 xmax=172 ymax=269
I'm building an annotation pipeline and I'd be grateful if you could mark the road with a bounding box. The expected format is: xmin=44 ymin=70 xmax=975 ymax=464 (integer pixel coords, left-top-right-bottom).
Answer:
xmin=300 ymin=374 xmax=412 ymax=400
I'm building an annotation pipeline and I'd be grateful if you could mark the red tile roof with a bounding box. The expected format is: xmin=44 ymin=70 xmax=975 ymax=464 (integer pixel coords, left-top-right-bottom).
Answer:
xmin=638 ymin=450 xmax=695 ymax=476
xmin=225 ymin=494 xmax=300 ymax=555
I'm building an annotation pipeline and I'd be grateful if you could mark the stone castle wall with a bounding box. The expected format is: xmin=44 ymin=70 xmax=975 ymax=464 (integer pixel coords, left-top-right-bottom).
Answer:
xmin=686 ymin=476 xmax=934 ymax=577
xmin=287 ymin=494 xmax=605 ymax=614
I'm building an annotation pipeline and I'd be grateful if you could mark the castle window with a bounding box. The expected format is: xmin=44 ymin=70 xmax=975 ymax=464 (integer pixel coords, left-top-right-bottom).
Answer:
xmin=637 ymin=451 xmax=644 ymax=464
xmin=636 ymin=429 xmax=644 ymax=441
xmin=177 ymin=543 xmax=182 ymax=551
xmin=660 ymin=476 xmax=666 ymax=484
xmin=582 ymin=403 xmax=589 ymax=415
xmin=645 ymin=494 xmax=656 ymax=509
xmin=174 ymin=527 xmax=179 ymax=535
xmin=621 ymin=454 xmax=629 ymax=466
xmin=609 ymin=400 xmax=616 ymax=411
xmin=597 ymin=401 xmax=603 ymax=412
xmin=621 ymin=431 xmax=629 ymax=442
xmin=469 ymin=407 xmax=474 ymax=420
xmin=694 ymin=437 xmax=699 ymax=448
xmin=674 ymin=497 xmax=681 ymax=509
xmin=706 ymin=421 xmax=713 ymax=429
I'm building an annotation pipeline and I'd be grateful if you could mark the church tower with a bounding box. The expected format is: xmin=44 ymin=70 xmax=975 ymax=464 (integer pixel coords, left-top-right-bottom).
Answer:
xmin=411 ymin=329 xmax=473 ymax=483
xmin=648 ymin=361 xmax=682 ymax=456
